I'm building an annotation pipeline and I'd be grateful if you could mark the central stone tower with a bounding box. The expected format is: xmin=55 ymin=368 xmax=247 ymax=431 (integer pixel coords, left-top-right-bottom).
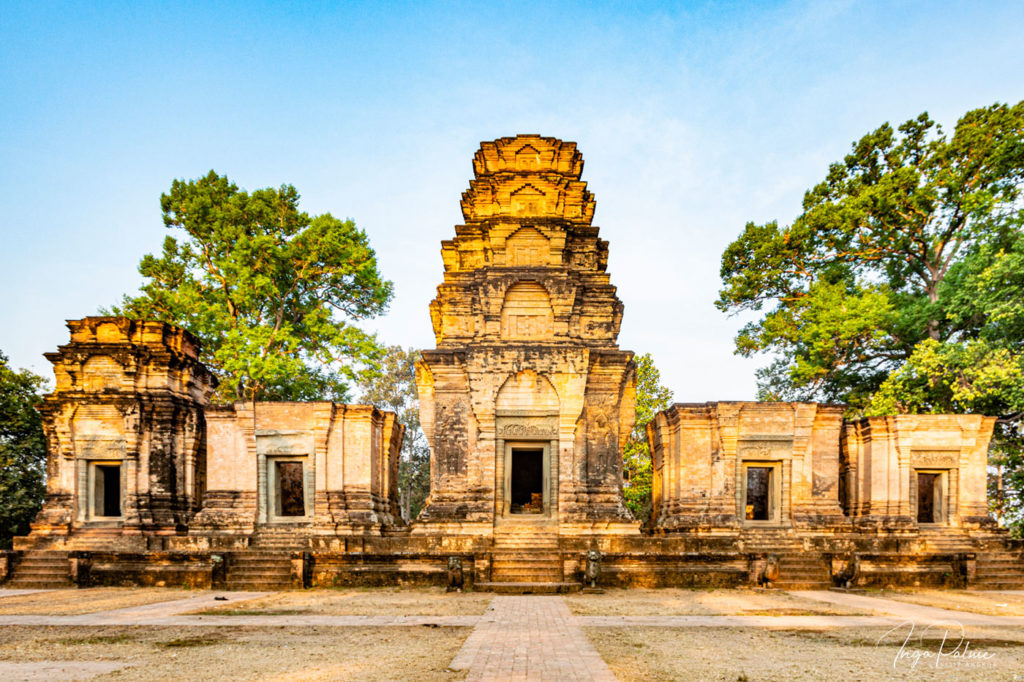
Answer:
xmin=415 ymin=135 xmax=638 ymax=539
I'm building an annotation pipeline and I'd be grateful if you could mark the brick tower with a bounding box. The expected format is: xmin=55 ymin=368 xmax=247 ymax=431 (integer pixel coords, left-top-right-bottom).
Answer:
xmin=415 ymin=135 xmax=639 ymax=541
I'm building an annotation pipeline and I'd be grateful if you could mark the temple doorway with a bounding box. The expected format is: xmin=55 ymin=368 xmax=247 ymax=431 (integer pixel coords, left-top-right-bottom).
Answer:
xmin=917 ymin=471 xmax=944 ymax=524
xmin=510 ymin=448 xmax=544 ymax=514
xmin=91 ymin=463 xmax=122 ymax=518
xmin=276 ymin=461 xmax=306 ymax=517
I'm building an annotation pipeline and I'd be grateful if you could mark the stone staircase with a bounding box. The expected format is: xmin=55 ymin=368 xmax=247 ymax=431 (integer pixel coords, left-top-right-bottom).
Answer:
xmin=775 ymin=552 xmax=831 ymax=589
xmin=974 ymin=549 xmax=1024 ymax=590
xmin=742 ymin=535 xmax=830 ymax=588
xmin=224 ymin=552 xmax=296 ymax=590
xmin=479 ymin=522 xmax=578 ymax=593
xmin=250 ymin=529 xmax=309 ymax=551
xmin=4 ymin=550 xmax=74 ymax=589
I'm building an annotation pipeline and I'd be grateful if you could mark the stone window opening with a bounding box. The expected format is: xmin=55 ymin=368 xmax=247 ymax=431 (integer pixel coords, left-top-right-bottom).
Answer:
xmin=741 ymin=462 xmax=781 ymax=524
xmin=916 ymin=470 xmax=947 ymax=524
xmin=89 ymin=461 xmax=123 ymax=519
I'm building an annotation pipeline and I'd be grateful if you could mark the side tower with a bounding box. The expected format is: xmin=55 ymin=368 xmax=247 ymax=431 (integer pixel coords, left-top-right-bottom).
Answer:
xmin=20 ymin=317 xmax=216 ymax=551
xmin=415 ymin=135 xmax=638 ymax=537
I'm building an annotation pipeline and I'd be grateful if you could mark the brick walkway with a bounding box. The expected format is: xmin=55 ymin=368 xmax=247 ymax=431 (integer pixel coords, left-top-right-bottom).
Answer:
xmin=449 ymin=596 xmax=616 ymax=682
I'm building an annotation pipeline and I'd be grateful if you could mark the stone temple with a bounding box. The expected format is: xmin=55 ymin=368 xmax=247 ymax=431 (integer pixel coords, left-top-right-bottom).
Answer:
xmin=3 ymin=135 xmax=1022 ymax=592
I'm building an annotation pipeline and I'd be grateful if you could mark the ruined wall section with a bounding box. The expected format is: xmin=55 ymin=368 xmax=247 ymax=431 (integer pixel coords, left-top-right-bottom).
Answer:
xmin=20 ymin=317 xmax=216 ymax=550
xmin=416 ymin=135 xmax=636 ymax=533
xmin=190 ymin=402 xmax=404 ymax=548
xmin=647 ymin=402 xmax=846 ymax=532
xmin=841 ymin=414 xmax=996 ymax=530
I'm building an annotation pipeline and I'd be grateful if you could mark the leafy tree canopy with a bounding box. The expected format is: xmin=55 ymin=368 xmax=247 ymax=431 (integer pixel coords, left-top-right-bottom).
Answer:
xmin=717 ymin=101 xmax=1024 ymax=532
xmin=717 ymin=101 xmax=1024 ymax=409
xmin=623 ymin=353 xmax=674 ymax=522
xmin=358 ymin=346 xmax=430 ymax=521
xmin=0 ymin=352 xmax=47 ymax=549
xmin=112 ymin=171 xmax=393 ymax=402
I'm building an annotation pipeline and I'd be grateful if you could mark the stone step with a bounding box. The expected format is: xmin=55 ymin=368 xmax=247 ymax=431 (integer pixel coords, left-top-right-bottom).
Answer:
xmin=491 ymin=561 xmax=562 ymax=571
xmin=4 ymin=580 xmax=75 ymax=589
xmin=6 ymin=551 xmax=72 ymax=588
xmin=491 ymin=553 xmax=561 ymax=561
xmin=492 ymin=573 xmax=564 ymax=584
xmin=7 ymin=561 xmax=72 ymax=573
xmin=226 ymin=561 xmax=292 ymax=569
xmin=226 ymin=569 xmax=294 ymax=577
xmin=229 ymin=555 xmax=294 ymax=564
xmin=13 ymin=561 xmax=69 ymax=568
xmin=225 ymin=577 xmax=294 ymax=588
xmin=492 ymin=560 xmax=562 ymax=569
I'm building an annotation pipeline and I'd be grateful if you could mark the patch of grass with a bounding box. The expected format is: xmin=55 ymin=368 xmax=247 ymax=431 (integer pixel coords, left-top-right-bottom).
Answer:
xmin=158 ymin=635 xmax=225 ymax=648
xmin=59 ymin=634 xmax=136 ymax=646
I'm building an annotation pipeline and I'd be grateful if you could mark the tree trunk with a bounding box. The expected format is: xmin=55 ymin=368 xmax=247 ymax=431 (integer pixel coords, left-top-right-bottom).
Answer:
xmin=403 ymin=479 xmax=412 ymax=521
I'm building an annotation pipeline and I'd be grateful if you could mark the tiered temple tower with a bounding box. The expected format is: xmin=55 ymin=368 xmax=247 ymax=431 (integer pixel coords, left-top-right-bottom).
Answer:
xmin=415 ymin=135 xmax=639 ymax=538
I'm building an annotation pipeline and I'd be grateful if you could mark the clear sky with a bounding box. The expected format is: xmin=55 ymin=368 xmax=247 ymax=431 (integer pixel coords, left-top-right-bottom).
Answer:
xmin=2 ymin=0 xmax=1023 ymax=401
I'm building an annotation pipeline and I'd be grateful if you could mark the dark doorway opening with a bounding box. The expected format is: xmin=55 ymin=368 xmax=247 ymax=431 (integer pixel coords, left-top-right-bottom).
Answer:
xmin=510 ymin=448 xmax=544 ymax=514
xmin=917 ymin=472 xmax=939 ymax=523
xmin=745 ymin=466 xmax=772 ymax=521
xmin=94 ymin=464 xmax=121 ymax=517
xmin=277 ymin=461 xmax=306 ymax=517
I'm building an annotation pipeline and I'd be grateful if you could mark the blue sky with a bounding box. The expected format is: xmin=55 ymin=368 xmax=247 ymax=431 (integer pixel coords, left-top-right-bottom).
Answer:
xmin=2 ymin=0 xmax=1023 ymax=400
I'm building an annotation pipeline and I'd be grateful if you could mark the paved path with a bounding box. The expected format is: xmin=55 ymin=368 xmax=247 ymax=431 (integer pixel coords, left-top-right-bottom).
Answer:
xmin=0 ymin=661 xmax=127 ymax=681
xmin=450 ymin=595 xmax=616 ymax=681
xmin=791 ymin=590 xmax=1024 ymax=626
xmin=4 ymin=589 xmax=1024 ymax=681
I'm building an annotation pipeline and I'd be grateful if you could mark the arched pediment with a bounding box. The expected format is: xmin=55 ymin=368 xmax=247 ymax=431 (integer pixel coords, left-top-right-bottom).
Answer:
xmin=503 ymin=226 xmax=549 ymax=267
xmin=500 ymin=281 xmax=554 ymax=339
xmin=496 ymin=370 xmax=559 ymax=414
xmin=510 ymin=183 xmax=546 ymax=216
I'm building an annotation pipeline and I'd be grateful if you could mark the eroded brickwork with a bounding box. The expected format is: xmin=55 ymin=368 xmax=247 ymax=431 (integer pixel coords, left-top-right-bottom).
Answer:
xmin=19 ymin=317 xmax=216 ymax=551
xmin=415 ymin=135 xmax=638 ymax=535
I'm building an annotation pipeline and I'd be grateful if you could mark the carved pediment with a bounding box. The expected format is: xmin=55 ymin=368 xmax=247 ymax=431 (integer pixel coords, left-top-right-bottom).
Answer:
xmin=911 ymin=449 xmax=960 ymax=468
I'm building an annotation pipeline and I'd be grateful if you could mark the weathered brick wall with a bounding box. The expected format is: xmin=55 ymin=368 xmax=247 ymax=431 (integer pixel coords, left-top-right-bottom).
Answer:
xmin=415 ymin=135 xmax=637 ymax=535
xmin=19 ymin=317 xmax=216 ymax=551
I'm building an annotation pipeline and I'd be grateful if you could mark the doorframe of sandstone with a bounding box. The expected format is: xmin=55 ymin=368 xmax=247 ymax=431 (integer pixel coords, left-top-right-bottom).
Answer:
xmin=494 ymin=415 xmax=559 ymax=523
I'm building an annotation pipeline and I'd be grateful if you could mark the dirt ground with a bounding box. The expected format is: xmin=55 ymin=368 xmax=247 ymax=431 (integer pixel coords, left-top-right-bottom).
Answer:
xmin=0 ymin=588 xmax=195 ymax=616
xmin=564 ymin=587 xmax=869 ymax=616
xmin=870 ymin=589 xmax=1024 ymax=616
xmin=0 ymin=625 xmax=470 ymax=681
xmin=588 ymin=625 xmax=1024 ymax=681
xmin=190 ymin=586 xmax=493 ymax=616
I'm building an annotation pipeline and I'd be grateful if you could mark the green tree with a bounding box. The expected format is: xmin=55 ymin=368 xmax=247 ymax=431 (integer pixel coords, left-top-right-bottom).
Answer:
xmin=112 ymin=171 xmax=393 ymax=402
xmin=0 ymin=352 xmax=47 ymax=549
xmin=622 ymin=353 xmax=673 ymax=522
xmin=358 ymin=346 xmax=430 ymax=521
xmin=717 ymin=101 xmax=1024 ymax=533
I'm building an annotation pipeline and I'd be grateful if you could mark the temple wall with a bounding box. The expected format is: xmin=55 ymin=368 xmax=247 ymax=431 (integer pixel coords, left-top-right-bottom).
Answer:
xmin=190 ymin=401 xmax=404 ymax=545
xmin=648 ymin=402 xmax=847 ymax=532
xmin=17 ymin=317 xmax=404 ymax=554
xmin=10 ymin=136 xmax=1020 ymax=591
xmin=841 ymin=414 xmax=996 ymax=529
